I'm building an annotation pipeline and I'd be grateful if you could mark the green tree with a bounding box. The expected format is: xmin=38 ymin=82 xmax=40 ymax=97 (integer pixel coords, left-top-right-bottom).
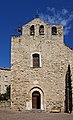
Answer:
xmin=65 ymin=64 xmax=72 ymax=113
xmin=0 ymin=85 xmax=10 ymax=101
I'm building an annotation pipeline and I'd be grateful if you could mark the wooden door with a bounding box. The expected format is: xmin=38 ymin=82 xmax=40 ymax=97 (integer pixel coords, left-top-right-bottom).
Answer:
xmin=32 ymin=96 xmax=37 ymax=108
xmin=32 ymin=91 xmax=40 ymax=109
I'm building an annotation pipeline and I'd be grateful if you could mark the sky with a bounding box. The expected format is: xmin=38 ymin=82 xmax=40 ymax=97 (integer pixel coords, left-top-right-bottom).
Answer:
xmin=0 ymin=0 xmax=73 ymax=68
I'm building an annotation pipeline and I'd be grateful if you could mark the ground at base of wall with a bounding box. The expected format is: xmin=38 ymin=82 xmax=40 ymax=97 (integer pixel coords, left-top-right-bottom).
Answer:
xmin=0 ymin=109 xmax=73 ymax=120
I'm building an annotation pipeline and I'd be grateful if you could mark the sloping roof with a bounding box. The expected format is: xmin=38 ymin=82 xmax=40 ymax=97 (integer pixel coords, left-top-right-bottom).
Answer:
xmin=23 ymin=18 xmax=48 ymax=27
xmin=0 ymin=68 xmax=11 ymax=71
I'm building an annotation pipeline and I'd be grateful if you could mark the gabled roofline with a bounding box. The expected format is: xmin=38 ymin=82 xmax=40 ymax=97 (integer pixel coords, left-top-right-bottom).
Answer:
xmin=22 ymin=17 xmax=63 ymax=27
xmin=22 ymin=18 xmax=48 ymax=26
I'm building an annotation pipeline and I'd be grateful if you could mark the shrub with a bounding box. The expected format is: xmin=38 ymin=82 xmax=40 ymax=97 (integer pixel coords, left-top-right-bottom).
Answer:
xmin=0 ymin=85 xmax=10 ymax=101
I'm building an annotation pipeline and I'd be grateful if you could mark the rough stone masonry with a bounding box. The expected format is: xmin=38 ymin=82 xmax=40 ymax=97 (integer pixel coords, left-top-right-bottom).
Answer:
xmin=11 ymin=18 xmax=73 ymax=112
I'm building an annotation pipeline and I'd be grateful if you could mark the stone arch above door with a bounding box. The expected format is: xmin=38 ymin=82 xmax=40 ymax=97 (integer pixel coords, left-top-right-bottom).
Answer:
xmin=26 ymin=87 xmax=45 ymax=110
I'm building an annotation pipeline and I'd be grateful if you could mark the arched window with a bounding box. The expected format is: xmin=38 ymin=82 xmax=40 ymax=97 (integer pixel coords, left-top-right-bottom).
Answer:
xmin=33 ymin=54 xmax=40 ymax=67
xmin=39 ymin=25 xmax=44 ymax=35
xmin=30 ymin=25 xmax=35 ymax=35
xmin=52 ymin=26 xmax=57 ymax=35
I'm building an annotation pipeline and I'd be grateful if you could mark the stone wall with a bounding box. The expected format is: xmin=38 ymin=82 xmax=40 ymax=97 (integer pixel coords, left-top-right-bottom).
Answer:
xmin=11 ymin=18 xmax=73 ymax=112
xmin=0 ymin=100 xmax=10 ymax=108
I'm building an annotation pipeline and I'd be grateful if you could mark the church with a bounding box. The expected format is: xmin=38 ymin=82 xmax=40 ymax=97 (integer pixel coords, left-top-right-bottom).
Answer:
xmin=11 ymin=18 xmax=73 ymax=112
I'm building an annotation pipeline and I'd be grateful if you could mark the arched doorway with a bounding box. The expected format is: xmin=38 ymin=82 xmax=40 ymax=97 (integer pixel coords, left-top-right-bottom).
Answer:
xmin=26 ymin=87 xmax=44 ymax=110
xmin=32 ymin=91 xmax=41 ymax=109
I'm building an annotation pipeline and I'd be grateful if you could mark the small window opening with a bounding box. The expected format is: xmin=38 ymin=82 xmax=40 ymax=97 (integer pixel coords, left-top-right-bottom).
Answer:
xmin=39 ymin=25 xmax=44 ymax=35
xmin=52 ymin=27 xmax=57 ymax=35
xmin=33 ymin=54 xmax=40 ymax=67
xmin=5 ymin=76 xmax=8 ymax=81
xmin=30 ymin=25 xmax=35 ymax=35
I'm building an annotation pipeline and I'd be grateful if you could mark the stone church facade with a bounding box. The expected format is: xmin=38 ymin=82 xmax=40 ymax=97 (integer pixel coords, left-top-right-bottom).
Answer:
xmin=11 ymin=18 xmax=73 ymax=112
